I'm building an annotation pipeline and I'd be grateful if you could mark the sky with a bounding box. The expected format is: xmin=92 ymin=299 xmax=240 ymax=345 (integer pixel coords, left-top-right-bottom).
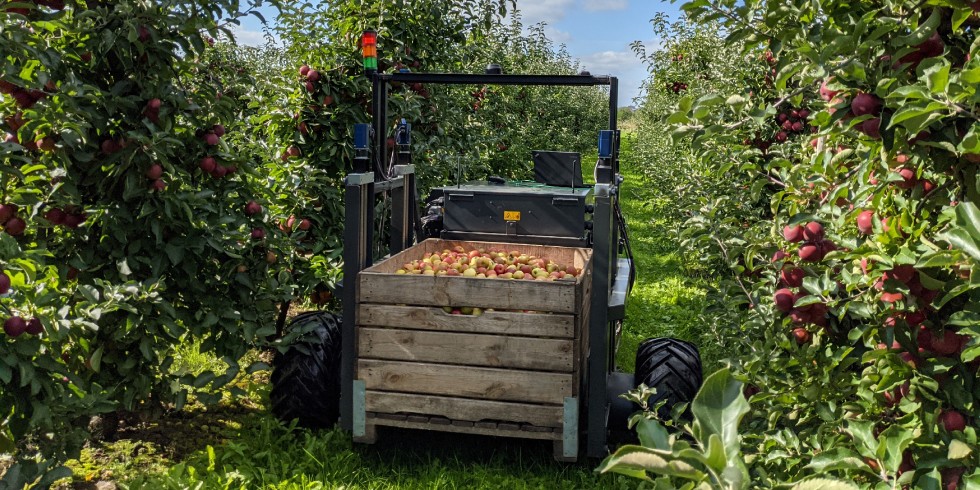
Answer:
xmin=235 ymin=1 xmax=682 ymax=106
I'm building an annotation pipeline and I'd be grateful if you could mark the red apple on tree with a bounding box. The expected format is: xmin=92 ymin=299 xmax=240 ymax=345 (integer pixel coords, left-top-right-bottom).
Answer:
xmin=939 ymin=409 xmax=967 ymax=432
xmin=5 ymin=217 xmax=26 ymax=236
xmin=857 ymin=210 xmax=874 ymax=235
xmin=146 ymin=163 xmax=163 ymax=180
xmin=3 ymin=317 xmax=26 ymax=337
xmin=783 ymin=224 xmax=804 ymax=242
xmin=25 ymin=317 xmax=42 ymax=335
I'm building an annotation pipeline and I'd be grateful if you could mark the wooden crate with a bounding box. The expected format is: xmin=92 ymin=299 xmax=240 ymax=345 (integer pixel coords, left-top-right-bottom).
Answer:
xmin=354 ymin=239 xmax=592 ymax=461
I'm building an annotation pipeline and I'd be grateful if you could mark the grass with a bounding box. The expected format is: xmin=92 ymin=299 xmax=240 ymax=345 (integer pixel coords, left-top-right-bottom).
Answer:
xmin=56 ymin=134 xmax=718 ymax=489
xmin=615 ymin=134 xmax=718 ymax=372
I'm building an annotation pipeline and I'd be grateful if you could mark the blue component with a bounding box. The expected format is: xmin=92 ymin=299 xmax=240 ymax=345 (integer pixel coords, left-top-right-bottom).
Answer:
xmin=354 ymin=124 xmax=370 ymax=150
xmin=598 ymin=130 xmax=613 ymax=158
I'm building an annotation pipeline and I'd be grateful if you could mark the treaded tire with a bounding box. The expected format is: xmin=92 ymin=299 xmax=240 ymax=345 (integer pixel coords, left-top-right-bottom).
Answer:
xmin=634 ymin=338 xmax=702 ymax=418
xmin=270 ymin=311 xmax=342 ymax=429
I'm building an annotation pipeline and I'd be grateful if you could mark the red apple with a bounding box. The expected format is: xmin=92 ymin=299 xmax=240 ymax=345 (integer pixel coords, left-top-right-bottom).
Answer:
xmin=819 ymin=79 xmax=839 ymax=101
xmin=774 ymin=288 xmax=795 ymax=313
xmin=792 ymin=327 xmax=811 ymax=344
xmin=802 ymin=221 xmax=824 ymax=242
xmin=781 ymin=267 xmax=805 ymax=288
xmin=930 ymin=329 xmax=965 ymax=356
xmin=286 ymin=145 xmax=301 ymax=157
xmin=850 ymin=92 xmax=882 ymax=117
xmin=857 ymin=210 xmax=874 ymax=235
xmin=44 ymin=208 xmax=66 ymax=225
xmin=858 ymin=118 xmax=882 ymax=139
xmin=245 ymin=200 xmax=262 ymax=216
xmin=299 ymin=65 xmax=310 ymax=76
xmin=199 ymin=157 xmax=217 ymax=173
xmin=204 ymin=132 xmax=219 ymax=146
xmin=880 ymin=291 xmax=904 ymax=303
xmin=150 ymin=179 xmax=166 ymax=191
xmin=299 ymin=219 xmax=312 ymax=230
xmin=783 ymin=224 xmax=804 ymax=242
xmin=146 ymin=164 xmax=163 ymax=180
xmin=306 ymin=70 xmax=320 ymax=82
xmin=250 ymin=228 xmax=265 ymax=240
xmin=939 ymin=409 xmax=967 ymax=432
xmin=0 ymin=204 xmax=17 ymax=224
xmin=798 ymin=244 xmax=822 ymax=262
xmin=0 ymin=272 xmax=9 ymax=294
xmin=25 ymin=317 xmax=42 ymax=335
xmin=3 ymin=316 xmax=26 ymax=337
xmin=5 ymin=217 xmax=26 ymax=236
xmin=212 ymin=124 xmax=226 ymax=137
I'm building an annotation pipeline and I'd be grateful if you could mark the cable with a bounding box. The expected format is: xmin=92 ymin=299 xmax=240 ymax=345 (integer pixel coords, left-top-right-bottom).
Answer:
xmin=615 ymin=200 xmax=637 ymax=291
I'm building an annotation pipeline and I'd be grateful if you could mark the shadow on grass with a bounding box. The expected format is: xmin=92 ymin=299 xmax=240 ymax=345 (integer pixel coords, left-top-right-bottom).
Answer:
xmin=121 ymin=411 xmax=624 ymax=490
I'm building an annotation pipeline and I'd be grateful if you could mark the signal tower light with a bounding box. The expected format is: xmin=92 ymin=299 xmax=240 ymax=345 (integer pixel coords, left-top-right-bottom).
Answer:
xmin=362 ymin=29 xmax=378 ymax=76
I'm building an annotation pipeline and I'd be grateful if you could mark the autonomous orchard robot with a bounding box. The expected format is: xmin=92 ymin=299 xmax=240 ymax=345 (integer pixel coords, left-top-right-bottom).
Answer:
xmin=269 ymin=29 xmax=703 ymax=460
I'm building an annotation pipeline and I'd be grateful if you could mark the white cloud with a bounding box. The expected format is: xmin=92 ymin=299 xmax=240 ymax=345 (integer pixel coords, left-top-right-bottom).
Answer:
xmin=514 ymin=0 xmax=575 ymax=24
xmin=582 ymin=0 xmax=627 ymax=11
xmin=228 ymin=25 xmax=279 ymax=47
xmin=577 ymin=50 xmax=634 ymax=75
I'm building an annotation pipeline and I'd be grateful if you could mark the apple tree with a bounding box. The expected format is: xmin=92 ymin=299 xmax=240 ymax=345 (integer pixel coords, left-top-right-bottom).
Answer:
xmin=0 ymin=0 xmax=292 ymax=485
xmin=613 ymin=0 xmax=980 ymax=487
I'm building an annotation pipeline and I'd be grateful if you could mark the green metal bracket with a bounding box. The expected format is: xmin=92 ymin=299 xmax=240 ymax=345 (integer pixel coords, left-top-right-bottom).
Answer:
xmin=563 ymin=396 xmax=579 ymax=459
xmin=352 ymin=380 xmax=366 ymax=437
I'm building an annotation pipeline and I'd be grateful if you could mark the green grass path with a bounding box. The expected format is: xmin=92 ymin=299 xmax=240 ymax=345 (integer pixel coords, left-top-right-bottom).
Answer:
xmin=616 ymin=134 xmax=713 ymax=372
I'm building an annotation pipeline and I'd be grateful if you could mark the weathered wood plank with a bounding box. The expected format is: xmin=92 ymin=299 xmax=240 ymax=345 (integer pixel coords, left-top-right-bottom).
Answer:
xmin=358 ymin=360 xmax=572 ymax=404
xmin=358 ymin=304 xmax=575 ymax=339
xmin=359 ymin=273 xmax=580 ymax=313
xmin=366 ymin=416 xmax=560 ymax=441
xmin=364 ymin=391 xmax=564 ymax=427
xmin=358 ymin=239 xmax=592 ymax=314
xmin=364 ymin=239 xmax=591 ymax=273
xmin=359 ymin=327 xmax=574 ymax=371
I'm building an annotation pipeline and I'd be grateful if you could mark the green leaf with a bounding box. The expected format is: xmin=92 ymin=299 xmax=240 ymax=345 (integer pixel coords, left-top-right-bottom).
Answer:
xmin=948 ymin=439 xmax=972 ymax=460
xmin=596 ymin=445 xmax=706 ymax=480
xmin=923 ymin=61 xmax=951 ymax=94
xmin=636 ymin=417 xmax=670 ymax=450
xmin=704 ymin=433 xmax=727 ymax=473
xmin=192 ymin=370 xmax=215 ymax=388
xmin=77 ymin=284 xmax=100 ymax=303
xmin=791 ymin=479 xmax=860 ymax=490
xmin=90 ymin=346 xmax=103 ymax=373
xmin=805 ymin=447 xmax=866 ymax=472
xmin=691 ymin=369 xmax=750 ymax=460
xmin=941 ymin=228 xmax=980 ymax=262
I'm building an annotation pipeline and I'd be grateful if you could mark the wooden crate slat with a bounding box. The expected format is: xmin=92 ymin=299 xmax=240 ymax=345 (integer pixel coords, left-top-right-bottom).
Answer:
xmin=365 ymin=391 xmax=564 ymax=428
xmin=358 ymin=359 xmax=572 ymax=404
xmin=358 ymin=304 xmax=575 ymax=339
xmin=359 ymin=327 xmax=574 ymax=372
xmin=364 ymin=239 xmax=591 ymax=273
xmin=359 ymin=274 xmax=580 ymax=313
xmin=367 ymin=417 xmax=561 ymax=441
xmin=359 ymin=239 xmax=592 ymax=315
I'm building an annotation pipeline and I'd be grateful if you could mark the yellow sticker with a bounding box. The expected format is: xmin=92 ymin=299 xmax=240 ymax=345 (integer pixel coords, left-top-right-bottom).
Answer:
xmin=504 ymin=211 xmax=521 ymax=221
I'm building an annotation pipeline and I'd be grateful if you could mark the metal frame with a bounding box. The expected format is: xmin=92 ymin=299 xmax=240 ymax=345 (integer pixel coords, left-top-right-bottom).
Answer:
xmin=341 ymin=66 xmax=626 ymax=459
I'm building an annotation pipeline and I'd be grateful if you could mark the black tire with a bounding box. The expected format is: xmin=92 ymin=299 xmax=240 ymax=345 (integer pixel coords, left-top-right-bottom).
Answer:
xmin=634 ymin=338 xmax=702 ymax=419
xmin=270 ymin=311 xmax=342 ymax=429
